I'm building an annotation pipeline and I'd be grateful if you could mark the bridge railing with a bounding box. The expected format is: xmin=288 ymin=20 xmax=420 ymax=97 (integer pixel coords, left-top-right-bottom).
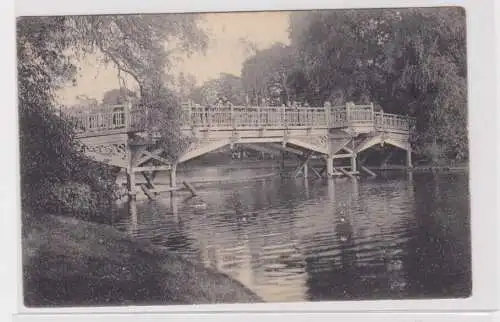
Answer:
xmin=347 ymin=105 xmax=374 ymax=123
xmin=373 ymin=112 xmax=413 ymax=132
xmin=184 ymin=106 xmax=333 ymax=128
xmin=182 ymin=103 xmax=415 ymax=133
xmin=64 ymin=102 xmax=416 ymax=137
xmin=62 ymin=104 xmax=147 ymax=136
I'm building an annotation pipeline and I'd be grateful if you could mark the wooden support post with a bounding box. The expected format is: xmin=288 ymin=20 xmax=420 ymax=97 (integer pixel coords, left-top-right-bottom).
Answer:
xmin=140 ymin=184 xmax=156 ymax=200
xmin=407 ymin=171 xmax=414 ymax=183
xmin=327 ymin=178 xmax=335 ymax=200
xmin=351 ymin=153 xmax=357 ymax=173
xmin=310 ymin=166 xmax=323 ymax=179
xmin=183 ymin=181 xmax=198 ymax=197
xmin=406 ymin=146 xmax=413 ymax=168
xmin=293 ymin=151 xmax=313 ymax=178
xmin=170 ymin=163 xmax=177 ymax=189
xmin=127 ymin=169 xmax=137 ymax=203
xmin=360 ymin=166 xmax=377 ymax=178
xmin=327 ymin=156 xmax=334 ymax=177
xmin=303 ymin=161 xmax=309 ymax=179
xmin=126 ymin=138 xmax=137 ymax=228
xmin=339 ymin=167 xmax=356 ymax=180
xmin=142 ymin=172 xmax=156 ymax=190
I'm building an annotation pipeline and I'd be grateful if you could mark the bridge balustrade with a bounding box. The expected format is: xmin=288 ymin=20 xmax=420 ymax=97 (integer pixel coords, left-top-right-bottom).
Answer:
xmin=63 ymin=104 xmax=148 ymax=136
xmin=373 ymin=112 xmax=413 ymax=132
xmin=347 ymin=105 xmax=374 ymax=123
xmin=64 ymin=102 xmax=416 ymax=137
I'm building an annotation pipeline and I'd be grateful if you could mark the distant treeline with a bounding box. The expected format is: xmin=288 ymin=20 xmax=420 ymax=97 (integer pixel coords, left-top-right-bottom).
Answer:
xmin=188 ymin=8 xmax=467 ymax=164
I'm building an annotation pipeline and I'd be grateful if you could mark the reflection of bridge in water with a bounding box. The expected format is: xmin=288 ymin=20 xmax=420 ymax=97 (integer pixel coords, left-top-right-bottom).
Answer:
xmin=150 ymin=175 xmax=417 ymax=302
xmin=64 ymin=102 xmax=416 ymax=200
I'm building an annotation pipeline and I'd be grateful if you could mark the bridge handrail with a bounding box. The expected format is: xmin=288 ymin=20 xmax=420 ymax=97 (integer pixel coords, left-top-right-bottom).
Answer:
xmin=64 ymin=102 xmax=416 ymax=137
xmin=62 ymin=104 xmax=148 ymax=135
xmin=182 ymin=104 xmax=415 ymax=131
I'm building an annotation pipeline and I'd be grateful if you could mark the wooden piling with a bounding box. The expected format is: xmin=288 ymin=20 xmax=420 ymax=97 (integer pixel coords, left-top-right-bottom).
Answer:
xmin=310 ymin=166 xmax=323 ymax=179
xmin=326 ymin=156 xmax=334 ymax=177
xmin=406 ymin=146 xmax=413 ymax=168
xmin=292 ymin=151 xmax=313 ymax=178
xmin=360 ymin=166 xmax=377 ymax=178
xmin=338 ymin=167 xmax=356 ymax=180
xmin=183 ymin=181 xmax=198 ymax=197
xmin=140 ymin=184 xmax=156 ymax=200
xmin=170 ymin=163 xmax=177 ymax=189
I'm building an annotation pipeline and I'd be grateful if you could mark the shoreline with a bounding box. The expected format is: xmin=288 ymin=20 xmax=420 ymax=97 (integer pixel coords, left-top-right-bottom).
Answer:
xmin=22 ymin=213 xmax=263 ymax=307
xmin=365 ymin=164 xmax=469 ymax=172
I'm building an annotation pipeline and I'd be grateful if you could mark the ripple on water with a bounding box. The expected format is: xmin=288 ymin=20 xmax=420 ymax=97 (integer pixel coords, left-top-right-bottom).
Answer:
xmin=114 ymin=170 xmax=471 ymax=302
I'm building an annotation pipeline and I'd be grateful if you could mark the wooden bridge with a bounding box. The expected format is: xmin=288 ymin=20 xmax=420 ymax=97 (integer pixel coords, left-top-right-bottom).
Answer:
xmin=64 ymin=101 xmax=415 ymax=198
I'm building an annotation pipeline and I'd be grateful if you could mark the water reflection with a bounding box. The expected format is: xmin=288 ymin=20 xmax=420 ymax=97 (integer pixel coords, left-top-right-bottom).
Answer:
xmin=116 ymin=168 xmax=471 ymax=302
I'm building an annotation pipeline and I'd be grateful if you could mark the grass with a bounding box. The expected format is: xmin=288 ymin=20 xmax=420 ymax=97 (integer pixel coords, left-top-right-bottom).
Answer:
xmin=22 ymin=212 xmax=263 ymax=307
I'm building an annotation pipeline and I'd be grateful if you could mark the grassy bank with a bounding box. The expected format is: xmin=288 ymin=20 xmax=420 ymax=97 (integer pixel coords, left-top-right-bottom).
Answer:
xmin=22 ymin=213 xmax=263 ymax=307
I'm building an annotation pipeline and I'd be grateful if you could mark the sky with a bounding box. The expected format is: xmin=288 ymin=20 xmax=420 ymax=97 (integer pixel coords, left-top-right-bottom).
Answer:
xmin=56 ymin=11 xmax=291 ymax=106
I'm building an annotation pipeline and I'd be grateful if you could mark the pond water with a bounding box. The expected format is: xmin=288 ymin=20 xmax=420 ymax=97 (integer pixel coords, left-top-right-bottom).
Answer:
xmin=115 ymin=166 xmax=471 ymax=302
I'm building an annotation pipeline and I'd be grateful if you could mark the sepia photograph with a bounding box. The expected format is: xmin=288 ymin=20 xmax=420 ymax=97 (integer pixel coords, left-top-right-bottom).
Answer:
xmin=18 ymin=7 xmax=471 ymax=308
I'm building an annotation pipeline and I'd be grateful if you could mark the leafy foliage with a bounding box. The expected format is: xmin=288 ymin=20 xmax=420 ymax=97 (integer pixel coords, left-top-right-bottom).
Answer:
xmin=17 ymin=14 xmax=208 ymax=220
xmin=102 ymin=88 xmax=138 ymax=105
xmin=241 ymin=43 xmax=298 ymax=105
xmin=66 ymin=14 xmax=209 ymax=161
xmin=190 ymin=73 xmax=246 ymax=106
xmin=287 ymin=8 xmax=467 ymax=162
xmin=18 ymin=16 xmax=116 ymax=221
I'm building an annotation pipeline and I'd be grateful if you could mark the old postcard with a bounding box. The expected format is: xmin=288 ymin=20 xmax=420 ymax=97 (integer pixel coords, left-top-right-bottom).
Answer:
xmin=18 ymin=8 xmax=471 ymax=308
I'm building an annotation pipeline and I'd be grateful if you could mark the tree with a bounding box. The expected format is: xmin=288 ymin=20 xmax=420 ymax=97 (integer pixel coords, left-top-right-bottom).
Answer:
xmin=175 ymin=72 xmax=197 ymax=101
xmin=101 ymin=88 xmax=137 ymax=105
xmin=289 ymin=8 xmax=467 ymax=162
xmin=190 ymin=73 xmax=246 ymax=106
xmin=65 ymin=14 xmax=209 ymax=161
xmin=241 ymin=43 xmax=297 ymax=105
xmin=17 ymin=14 xmax=208 ymax=220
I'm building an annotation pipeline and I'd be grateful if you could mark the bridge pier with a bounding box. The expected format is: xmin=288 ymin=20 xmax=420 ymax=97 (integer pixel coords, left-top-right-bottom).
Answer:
xmin=406 ymin=146 xmax=413 ymax=168
xmin=170 ymin=163 xmax=177 ymax=189
xmin=126 ymin=140 xmax=138 ymax=228
xmin=326 ymin=156 xmax=334 ymax=177
xmin=351 ymin=153 xmax=357 ymax=173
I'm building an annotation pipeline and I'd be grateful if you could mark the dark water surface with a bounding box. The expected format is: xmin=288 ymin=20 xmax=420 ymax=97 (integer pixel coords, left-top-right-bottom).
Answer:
xmin=116 ymin=167 xmax=471 ymax=302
